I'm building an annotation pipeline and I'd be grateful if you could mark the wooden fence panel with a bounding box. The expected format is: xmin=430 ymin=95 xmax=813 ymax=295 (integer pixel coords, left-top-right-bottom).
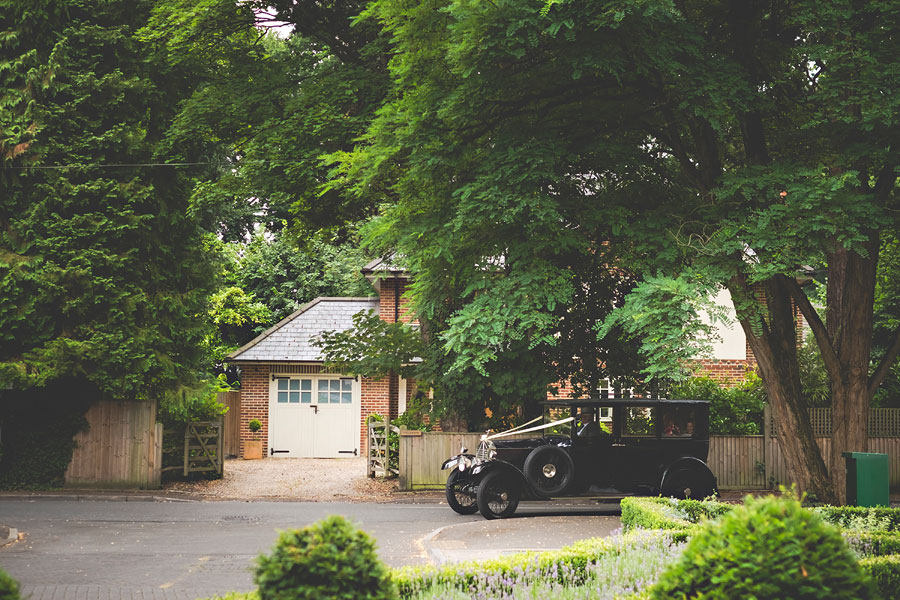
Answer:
xmin=398 ymin=432 xmax=900 ymax=492
xmin=708 ymin=436 xmax=766 ymax=489
xmin=767 ymin=437 xmax=830 ymax=490
xmin=872 ymin=410 xmax=900 ymax=437
xmin=871 ymin=438 xmax=900 ymax=485
xmin=399 ymin=432 xmax=482 ymax=491
xmin=65 ymin=400 xmax=161 ymax=489
xmin=763 ymin=437 xmax=900 ymax=490
xmin=767 ymin=407 xmax=900 ymax=438
xmin=218 ymin=391 xmax=241 ymax=458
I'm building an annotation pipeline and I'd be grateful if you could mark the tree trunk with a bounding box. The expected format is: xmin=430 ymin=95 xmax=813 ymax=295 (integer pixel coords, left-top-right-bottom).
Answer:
xmin=729 ymin=274 xmax=836 ymax=503
xmin=826 ymin=240 xmax=877 ymax=504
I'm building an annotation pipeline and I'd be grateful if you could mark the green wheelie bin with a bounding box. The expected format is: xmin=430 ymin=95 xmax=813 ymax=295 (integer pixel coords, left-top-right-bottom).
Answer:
xmin=842 ymin=451 xmax=890 ymax=507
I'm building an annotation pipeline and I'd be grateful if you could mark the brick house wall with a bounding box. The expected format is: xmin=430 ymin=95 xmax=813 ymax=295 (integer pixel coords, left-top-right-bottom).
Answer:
xmin=238 ymin=364 xmax=269 ymax=457
xmin=360 ymin=374 xmax=392 ymax=449
xmin=369 ymin=274 xmax=418 ymax=431
xmin=694 ymin=358 xmax=757 ymax=385
xmin=378 ymin=276 xmax=415 ymax=324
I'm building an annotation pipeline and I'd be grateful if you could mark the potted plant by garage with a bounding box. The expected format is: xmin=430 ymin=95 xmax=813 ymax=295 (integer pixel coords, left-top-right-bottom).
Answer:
xmin=245 ymin=419 xmax=263 ymax=459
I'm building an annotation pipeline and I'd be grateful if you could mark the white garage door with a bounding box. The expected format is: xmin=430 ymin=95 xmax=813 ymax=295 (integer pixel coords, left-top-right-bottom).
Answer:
xmin=269 ymin=376 xmax=359 ymax=458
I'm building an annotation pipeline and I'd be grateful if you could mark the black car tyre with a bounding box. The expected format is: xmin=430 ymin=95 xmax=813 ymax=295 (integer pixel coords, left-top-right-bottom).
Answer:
xmin=445 ymin=469 xmax=479 ymax=515
xmin=523 ymin=445 xmax=574 ymax=496
xmin=662 ymin=467 xmax=716 ymax=500
xmin=476 ymin=471 xmax=521 ymax=519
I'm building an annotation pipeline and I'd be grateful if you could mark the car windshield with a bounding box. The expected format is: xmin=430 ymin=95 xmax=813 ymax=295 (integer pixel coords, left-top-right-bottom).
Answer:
xmin=542 ymin=404 xmax=573 ymax=436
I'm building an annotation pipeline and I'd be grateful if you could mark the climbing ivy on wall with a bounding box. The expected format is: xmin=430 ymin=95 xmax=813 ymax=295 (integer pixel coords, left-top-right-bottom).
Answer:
xmin=0 ymin=383 xmax=92 ymax=489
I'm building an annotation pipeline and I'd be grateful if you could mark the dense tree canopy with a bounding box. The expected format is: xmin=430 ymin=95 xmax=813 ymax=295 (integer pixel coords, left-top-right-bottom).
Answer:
xmin=4 ymin=0 xmax=899 ymax=504
xmin=145 ymin=0 xmax=391 ymax=242
xmin=207 ymin=227 xmax=375 ymax=382
xmin=0 ymin=0 xmax=217 ymax=400
xmin=343 ymin=0 xmax=900 ymax=502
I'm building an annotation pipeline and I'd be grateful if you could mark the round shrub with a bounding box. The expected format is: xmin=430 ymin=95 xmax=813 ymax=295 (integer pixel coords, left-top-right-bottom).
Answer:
xmin=0 ymin=569 xmax=20 ymax=600
xmin=650 ymin=495 xmax=875 ymax=599
xmin=254 ymin=515 xmax=395 ymax=600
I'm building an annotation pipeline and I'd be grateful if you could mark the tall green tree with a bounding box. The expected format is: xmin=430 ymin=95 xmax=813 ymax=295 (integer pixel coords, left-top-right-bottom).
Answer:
xmin=346 ymin=0 xmax=900 ymax=502
xmin=145 ymin=0 xmax=391 ymax=242
xmin=0 ymin=0 xmax=216 ymax=400
xmin=235 ymin=228 xmax=375 ymax=324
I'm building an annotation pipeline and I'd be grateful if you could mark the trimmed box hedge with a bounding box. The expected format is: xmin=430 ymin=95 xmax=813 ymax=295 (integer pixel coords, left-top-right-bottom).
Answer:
xmin=621 ymin=496 xmax=730 ymax=534
xmin=861 ymin=555 xmax=900 ymax=600
xmin=205 ymin=499 xmax=900 ymax=600
xmin=649 ymin=495 xmax=876 ymax=600
xmin=624 ymin=496 xmax=900 ymax=599
xmin=814 ymin=506 xmax=900 ymax=532
xmin=0 ymin=569 xmax=20 ymax=600
xmin=392 ymin=537 xmax=611 ymax=597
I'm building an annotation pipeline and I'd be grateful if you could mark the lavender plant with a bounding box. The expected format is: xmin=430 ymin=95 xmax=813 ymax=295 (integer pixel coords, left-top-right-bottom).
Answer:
xmin=406 ymin=530 xmax=683 ymax=600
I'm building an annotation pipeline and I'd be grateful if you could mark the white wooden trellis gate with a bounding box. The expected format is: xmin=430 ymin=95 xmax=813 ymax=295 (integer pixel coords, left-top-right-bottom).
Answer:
xmin=367 ymin=421 xmax=400 ymax=478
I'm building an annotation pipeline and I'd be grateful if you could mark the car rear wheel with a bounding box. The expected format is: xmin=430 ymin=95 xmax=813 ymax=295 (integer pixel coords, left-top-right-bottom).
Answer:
xmin=445 ymin=469 xmax=479 ymax=515
xmin=476 ymin=471 xmax=521 ymax=519
xmin=523 ymin=445 xmax=574 ymax=496
xmin=662 ymin=467 xmax=716 ymax=500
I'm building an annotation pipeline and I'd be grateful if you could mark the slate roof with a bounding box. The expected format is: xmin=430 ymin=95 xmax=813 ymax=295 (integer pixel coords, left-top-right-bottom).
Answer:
xmin=227 ymin=297 xmax=379 ymax=363
xmin=361 ymin=253 xmax=405 ymax=275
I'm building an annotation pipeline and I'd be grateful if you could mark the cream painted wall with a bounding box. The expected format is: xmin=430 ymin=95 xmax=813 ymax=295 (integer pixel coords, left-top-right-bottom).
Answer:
xmin=706 ymin=288 xmax=747 ymax=360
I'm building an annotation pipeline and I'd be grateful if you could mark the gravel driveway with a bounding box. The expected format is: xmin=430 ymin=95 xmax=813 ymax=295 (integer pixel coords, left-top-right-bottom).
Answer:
xmin=164 ymin=457 xmax=403 ymax=502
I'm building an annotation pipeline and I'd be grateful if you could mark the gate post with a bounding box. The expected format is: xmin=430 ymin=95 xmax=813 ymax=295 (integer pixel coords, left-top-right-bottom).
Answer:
xmin=183 ymin=424 xmax=190 ymax=477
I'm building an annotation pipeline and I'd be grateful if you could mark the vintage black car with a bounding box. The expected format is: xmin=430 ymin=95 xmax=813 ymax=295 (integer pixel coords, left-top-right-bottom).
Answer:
xmin=441 ymin=398 xmax=718 ymax=519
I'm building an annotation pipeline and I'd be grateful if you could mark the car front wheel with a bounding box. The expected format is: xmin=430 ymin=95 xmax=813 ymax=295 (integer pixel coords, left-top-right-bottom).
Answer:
xmin=445 ymin=469 xmax=479 ymax=515
xmin=476 ymin=471 xmax=521 ymax=519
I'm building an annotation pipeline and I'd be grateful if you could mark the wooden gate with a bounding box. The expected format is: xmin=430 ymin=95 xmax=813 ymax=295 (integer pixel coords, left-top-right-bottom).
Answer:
xmin=183 ymin=419 xmax=224 ymax=477
xmin=367 ymin=421 xmax=399 ymax=478
xmin=217 ymin=391 xmax=241 ymax=458
xmin=216 ymin=392 xmax=241 ymax=457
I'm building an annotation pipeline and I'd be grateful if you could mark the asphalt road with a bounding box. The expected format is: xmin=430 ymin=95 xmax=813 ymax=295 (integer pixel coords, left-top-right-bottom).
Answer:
xmin=0 ymin=499 xmax=621 ymax=600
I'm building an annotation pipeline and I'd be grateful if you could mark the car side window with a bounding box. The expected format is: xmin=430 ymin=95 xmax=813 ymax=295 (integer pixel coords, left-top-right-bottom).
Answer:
xmin=662 ymin=406 xmax=696 ymax=437
xmin=622 ymin=406 xmax=656 ymax=437
xmin=543 ymin=405 xmax=573 ymax=436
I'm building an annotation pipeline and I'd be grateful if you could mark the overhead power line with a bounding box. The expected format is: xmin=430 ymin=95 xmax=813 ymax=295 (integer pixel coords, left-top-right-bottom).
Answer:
xmin=4 ymin=161 xmax=217 ymax=170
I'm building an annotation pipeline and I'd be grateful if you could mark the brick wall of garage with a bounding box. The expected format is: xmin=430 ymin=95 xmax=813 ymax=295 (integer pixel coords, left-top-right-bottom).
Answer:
xmin=239 ymin=364 xmax=269 ymax=458
xmin=238 ymin=365 xmax=398 ymax=457
xmin=361 ymin=374 xmax=394 ymax=452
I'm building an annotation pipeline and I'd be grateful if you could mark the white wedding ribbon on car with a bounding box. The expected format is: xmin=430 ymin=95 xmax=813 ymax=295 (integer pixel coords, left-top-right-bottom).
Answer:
xmin=484 ymin=416 xmax=575 ymax=441
xmin=488 ymin=415 xmax=541 ymax=436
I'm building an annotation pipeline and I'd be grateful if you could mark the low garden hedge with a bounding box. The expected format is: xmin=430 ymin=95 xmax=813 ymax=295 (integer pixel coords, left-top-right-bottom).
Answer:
xmin=0 ymin=569 xmax=20 ymax=600
xmin=814 ymin=506 xmax=900 ymax=532
xmin=649 ymin=495 xmax=877 ymax=599
xmin=392 ymin=537 xmax=611 ymax=597
xmin=623 ymin=496 xmax=900 ymax=600
xmin=620 ymin=496 xmax=730 ymax=534
xmin=861 ymin=555 xmax=900 ymax=600
xmin=205 ymin=498 xmax=900 ymax=600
